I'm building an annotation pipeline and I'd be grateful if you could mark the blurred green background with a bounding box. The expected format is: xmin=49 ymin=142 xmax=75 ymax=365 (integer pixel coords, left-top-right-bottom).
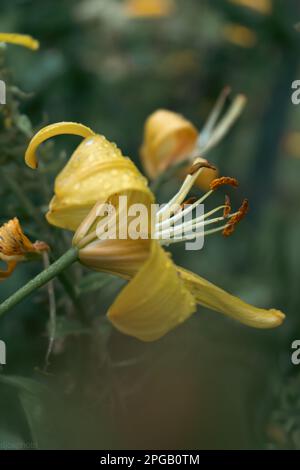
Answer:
xmin=0 ymin=0 xmax=300 ymax=450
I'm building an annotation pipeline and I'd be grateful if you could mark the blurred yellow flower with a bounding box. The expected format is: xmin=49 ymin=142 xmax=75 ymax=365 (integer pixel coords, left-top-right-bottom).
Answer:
xmin=24 ymin=123 xmax=285 ymax=341
xmin=0 ymin=33 xmax=39 ymax=50
xmin=228 ymin=0 xmax=272 ymax=15
xmin=223 ymin=24 xmax=257 ymax=48
xmin=141 ymin=109 xmax=199 ymax=179
xmin=284 ymin=132 xmax=300 ymax=159
xmin=124 ymin=0 xmax=174 ymax=18
xmin=141 ymin=89 xmax=246 ymax=190
xmin=0 ymin=218 xmax=48 ymax=280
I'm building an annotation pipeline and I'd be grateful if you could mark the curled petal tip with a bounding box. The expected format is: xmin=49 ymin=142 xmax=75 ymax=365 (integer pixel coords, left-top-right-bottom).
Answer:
xmin=24 ymin=122 xmax=95 ymax=169
xmin=245 ymin=308 xmax=286 ymax=329
xmin=239 ymin=307 xmax=286 ymax=329
xmin=30 ymin=39 xmax=40 ymax=50
xmin=270 ymin=309 xmax=285 ymax=326
xmin=177 ymin=267 xmax=286 ymax=331
xmin=25 ymin=146 xmax=37 ymax=169
xmin=251 ymin=309 xmax=285 ymax=329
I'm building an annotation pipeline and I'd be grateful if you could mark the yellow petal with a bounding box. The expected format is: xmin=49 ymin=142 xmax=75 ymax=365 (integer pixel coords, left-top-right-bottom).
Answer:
xmin=178 ymin=267 xmax=285 ymax=329
xmin=141 ymin=109 xmax=198 ymax=179
xmin=0 ymin=33 xmax=39 ymax=50
xmin=0 ymin=218 xmax=48 ymax=281
xmin=25 ymin=122 xmax=95 ymax=169
xmin=24 ymin=123 xmax=154 ymax=231
xmin=78 ymin=238 xmax=150 ymax=279
xmin=49 ymin=134 xmax=153 ymax=231
xmin=75 ymin=183 xmax=154 ymax=275
xmin=107 ymin=241 xmax=196 ymax=341
xmin=0 ymin=218 xmax=48 ymax=260
xmin=0 ymin=261 xmax=17 ymax=281
xmin=46 ymin=198 xmax=96 ymax=233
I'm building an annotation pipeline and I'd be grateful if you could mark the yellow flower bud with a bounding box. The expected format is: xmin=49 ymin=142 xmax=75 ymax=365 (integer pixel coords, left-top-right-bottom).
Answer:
xmin=140 ymin=91 xmax=246 ymax=191
xmin=140 ymin=109 xmax=198 ymax=179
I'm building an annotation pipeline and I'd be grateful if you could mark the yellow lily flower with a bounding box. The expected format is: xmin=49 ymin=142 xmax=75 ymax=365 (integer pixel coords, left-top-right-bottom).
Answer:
xmin=0 ymin=33 xmax=39 ymax=50
xmin=0 ymin=218 xmax=49 ymax=280
xmin=140 ymin=88 xmax=247 ymax=190
xmin=24 ymin=122 xmax=285 ymax=341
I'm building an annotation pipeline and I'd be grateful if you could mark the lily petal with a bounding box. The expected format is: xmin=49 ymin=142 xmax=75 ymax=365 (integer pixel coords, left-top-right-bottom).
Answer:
xmin=177 ymin=267 xmax=285 ymax=328
xmin=0 ymin=261 xmax=17 ymax=281
xmin=78 ymin=238 xmax=150 ymax=279
xmin=25 ymin=122 xmax=95 ymax=169
xmin=25 ymin=124 xmax=154 ymax=231
xmin=0 ymin=218 xmax=49 ymax=259
xmin=141 ymin=109 xmax=198 ymax=179
xmin=108 ymin=241 xmax=196 ymax=341
xmin=52 ymin=135 xmax=153 ymax=231
xmin=0 ymin=33 xmax=39 ymax=50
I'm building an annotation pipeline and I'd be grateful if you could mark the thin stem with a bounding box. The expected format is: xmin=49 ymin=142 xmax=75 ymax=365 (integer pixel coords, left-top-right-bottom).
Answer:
xmin=0 ymin=247 xmax=78 ymax=317
xmin=42 ymin=251 xmax=56 ymax=371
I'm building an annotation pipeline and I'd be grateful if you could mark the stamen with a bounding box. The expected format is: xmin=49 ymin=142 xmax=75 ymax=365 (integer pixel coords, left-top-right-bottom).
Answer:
xmin=199 ymin=94 xmax=247 ymax=156
xmin=223 ymin=199 xmax=249 ymax=237
xmin=164 ymin=216 xmax=225 ymax=240
xmin=156 ymin=205 xmax=229 ymax=240
xmin=188 ymin=160 xmax=217 ymax=175
xmin=199 ymin=86 xmax=231 ymax=148
xmin=159 ymin=224 xmax=226 ymax=245
xmin=157 ymin=158 xmax=217 ymax=222
xmin=180 ymin=197 xmax=197 ymax=209
xmin=156 ymin=193 xmax=210 ymax=231
xmin=210 ymin=177 xmax=239 ymax=191
xmin=223 ymin=195 xmax=231 ymax=217
xmin=156 ymin=178 xmax=234 ymax=232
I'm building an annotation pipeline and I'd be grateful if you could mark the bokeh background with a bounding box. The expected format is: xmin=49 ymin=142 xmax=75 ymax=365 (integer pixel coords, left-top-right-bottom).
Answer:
xmin=0 ymin=0 xmax=300 ymax=450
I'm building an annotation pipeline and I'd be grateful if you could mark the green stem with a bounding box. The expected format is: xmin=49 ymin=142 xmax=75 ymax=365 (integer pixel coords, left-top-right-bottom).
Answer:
xmin=0 ymin=247 xmax=78 ymax=317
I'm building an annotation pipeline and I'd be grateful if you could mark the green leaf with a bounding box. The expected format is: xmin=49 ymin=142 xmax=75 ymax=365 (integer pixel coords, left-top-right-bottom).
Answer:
xmin=0 ymin=374 xmax=52 ymax=449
